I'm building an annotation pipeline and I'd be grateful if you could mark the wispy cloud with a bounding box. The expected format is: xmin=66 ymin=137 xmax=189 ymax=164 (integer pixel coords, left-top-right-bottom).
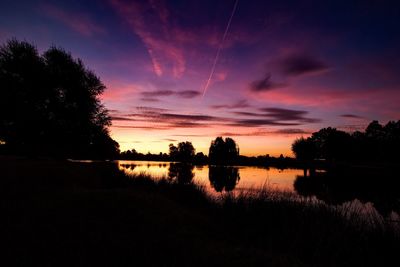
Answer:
xmin=141 ymin=90 xmax=175 ymax=97
xmin=109 ymin=0 xmax=185 ymax=77
xmin=111 ymin=105 xmax=320 ymax=131
xmin=140 ymin=90 xmax=200 ymax=99
xmin=259 ymin=107 xmax=321 ymax=123
xmin=232 ymin=107 xmax=321 ymax=124
xmin=250 ymin=73 xmax=286 ymax=92
xmin=140 ymin=97 xmax=161 ymax=102
xmin=135 ymin=106 xmax=170 ymax=113
xmin=210 ymin=99 xmax=250 ymax=109
xmin=278 ymin=53 xmax=329 ymax=77
xmin=177 ymin=90 xmax=201 ymax=98
xmin=219 ymin=128 xmax=312 ymax=136
xmin=230 ymin=119 xmax=301 ymax=127
xmin=340 ymin=114 xmax=364 ymax=119
xmin=41 ymin=4 xmax=105 ymax=37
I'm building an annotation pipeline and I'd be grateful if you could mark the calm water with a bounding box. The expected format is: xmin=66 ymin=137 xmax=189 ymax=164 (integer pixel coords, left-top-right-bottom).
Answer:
xmin=119 ymin=160 xmax=305 ymax=194
xmin=118 ymin=160 xmax=400 ymax=217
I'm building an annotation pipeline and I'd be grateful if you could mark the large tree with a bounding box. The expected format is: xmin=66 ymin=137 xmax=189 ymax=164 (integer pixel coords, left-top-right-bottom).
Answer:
xmin=208 ymin=137 xmax=239 ymax=164
xmin=169 ymin=141 xmax=195 ymax=162
xmin=292 ymin=137 xmax=317 ymax=161
xmin=0 ymin=39 xmax=119 ymax=158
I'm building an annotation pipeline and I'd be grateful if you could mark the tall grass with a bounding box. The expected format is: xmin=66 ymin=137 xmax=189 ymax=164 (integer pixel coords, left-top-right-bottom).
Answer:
xmin=122 ymin=169 xmax=400 ymax=266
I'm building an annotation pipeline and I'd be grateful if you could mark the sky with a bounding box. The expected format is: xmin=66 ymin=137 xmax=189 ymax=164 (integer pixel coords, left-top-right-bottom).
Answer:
xmin=1 ymin=0 xmax=400 ymax=156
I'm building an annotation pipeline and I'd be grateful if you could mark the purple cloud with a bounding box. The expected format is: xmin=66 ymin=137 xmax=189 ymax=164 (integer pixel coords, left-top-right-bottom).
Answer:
xmin=279 ymin=53 xmax=328 ymax=76
xmin=250 ymin=73 xmax=286 ymax=92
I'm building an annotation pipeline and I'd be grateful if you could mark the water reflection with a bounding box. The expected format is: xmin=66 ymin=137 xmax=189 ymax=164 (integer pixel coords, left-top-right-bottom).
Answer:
xmin=209 ymin=166 xmax=240 ymax=192
xmin=120 ymin=163 xmax=137 ymax=171
xmin=294 ymin=167 xmax=400 ymax=215
xmin=118 ymin=161 xmax=304 ymax=193
xmin=168 ymin=163 xmax=194 ymax=184
xmin=118 ymin=161 xmax=400 ymax=215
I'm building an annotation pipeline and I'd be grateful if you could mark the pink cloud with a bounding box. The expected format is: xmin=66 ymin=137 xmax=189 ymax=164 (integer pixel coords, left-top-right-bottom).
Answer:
xmin=214 ymin=71 xmax=228 ymax=82
xmin=41 ymin=4 xmax=105 ymax=37
xmin=249 ymin=85 xmax=400 ymax=117
xmin=109 ymin=0 xmax=186 ymax=78
xmin=101 ymin=80 xmax=140 ymax=101
xmin=108 ymin=0 xmax=251 ymax=79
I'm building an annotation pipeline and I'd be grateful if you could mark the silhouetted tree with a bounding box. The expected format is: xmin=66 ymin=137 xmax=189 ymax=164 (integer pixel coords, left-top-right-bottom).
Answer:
xmin=169 ymin=142 xmax=195 ymax=162
xmin=169 ymin=143 xmax=179 ymax=160
xmin=194 ymin=152 xmax=208 ymax=164
xmin=209 ymin=137 xmax=239 ymax=164
xmin=311 ymin=127 xmax=352 ymax=161
xmin=0 ymin=39 xmax=119 ymax=158
xmin=177 ymin=141 xmax=195 ymax=162
xmin=291 ymin=120 xmax=400 ymax=163
xmin=292 ymin=137 xmax=317 ymax=161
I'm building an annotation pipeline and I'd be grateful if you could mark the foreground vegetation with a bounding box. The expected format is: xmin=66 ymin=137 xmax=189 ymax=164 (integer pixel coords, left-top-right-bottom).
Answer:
xmin=1 ymin=157 xmax=399 ymax=266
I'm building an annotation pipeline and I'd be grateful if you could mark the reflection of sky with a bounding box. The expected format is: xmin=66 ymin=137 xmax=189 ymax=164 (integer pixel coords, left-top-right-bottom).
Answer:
xmin=118 ymin=161 xmax=303 ymax=193
xmin=1 ymin=0 xmax=400 ymax=155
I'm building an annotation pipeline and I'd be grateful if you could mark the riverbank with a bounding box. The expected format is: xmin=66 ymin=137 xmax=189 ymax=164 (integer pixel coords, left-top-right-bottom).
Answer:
xmin=1 ymin=157 xmax=399 ymax=266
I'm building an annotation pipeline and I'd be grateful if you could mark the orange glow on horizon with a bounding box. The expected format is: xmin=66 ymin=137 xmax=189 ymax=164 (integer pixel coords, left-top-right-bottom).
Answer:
xmin=110 ymin=125 xmax=303 ymax=157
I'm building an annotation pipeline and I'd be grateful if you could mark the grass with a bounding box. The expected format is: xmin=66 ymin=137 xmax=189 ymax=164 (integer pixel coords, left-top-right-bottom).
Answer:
xmin=1 ymin=156 xmax=399 ymax=266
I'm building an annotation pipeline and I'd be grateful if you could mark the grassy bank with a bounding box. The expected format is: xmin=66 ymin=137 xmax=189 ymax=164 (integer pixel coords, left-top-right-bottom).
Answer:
xmin=1 ymin=157 xmax=399 ymax=266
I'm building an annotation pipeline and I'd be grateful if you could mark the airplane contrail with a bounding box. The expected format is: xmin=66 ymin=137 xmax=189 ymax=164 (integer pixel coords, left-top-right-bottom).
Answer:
xmin=202 ymin=0 xmax=239 ymax=98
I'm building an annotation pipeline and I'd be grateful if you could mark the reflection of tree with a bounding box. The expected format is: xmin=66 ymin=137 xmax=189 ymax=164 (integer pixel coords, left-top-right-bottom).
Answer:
xmin=209 ymin=166 xmax=240 ymax=192
xmin=168 ymin=163 xmax=194 ymax=184
xmin=120 ymin=164 xmax=137 ymax=170
xmin=293 ymin=172 xmax=328 ymax=199
xmin=293 ymin=167 xmax=400 ymax=216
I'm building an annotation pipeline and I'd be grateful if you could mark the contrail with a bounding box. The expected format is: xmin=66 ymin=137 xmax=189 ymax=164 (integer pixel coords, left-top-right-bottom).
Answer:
xmin=202 ymin=0 xmax=239 ymax=97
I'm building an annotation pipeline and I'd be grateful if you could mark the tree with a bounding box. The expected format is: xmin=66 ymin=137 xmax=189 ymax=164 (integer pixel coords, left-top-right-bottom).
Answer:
xmin=177 ymin=141 xmax=195 ymax=162
xmin=310 ymin=127 xmax=352 ymax=161
xmin=292 ymin=137 xmax=317 ymax=161
xmin=169 ymin=142 xmax=195 ymax=162
xmin=291 ymin=120 xmax=400 ymax=163
xmin=0 ymin=39 xmax=119 ymax=158
xmin=194 ymin=152 xmax=208 ymax=163
xmin=169 ymin=143 xmax=179 ymax=160
xmin=209 ymin=137 xmax=239 ymax=164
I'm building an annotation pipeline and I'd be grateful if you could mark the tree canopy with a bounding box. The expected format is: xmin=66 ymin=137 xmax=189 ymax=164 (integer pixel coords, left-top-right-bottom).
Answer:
xmin=0 ymin=39 xmax=119 ymax=158
xmin=169 ymin=141 xmax=195 ymax=162
xmin=209 ymin=137 xmax=239 ymax=165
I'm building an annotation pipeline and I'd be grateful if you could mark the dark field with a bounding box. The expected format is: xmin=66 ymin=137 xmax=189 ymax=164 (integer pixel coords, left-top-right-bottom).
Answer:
xmin=1 ymin=157 xmax=399 ymax=267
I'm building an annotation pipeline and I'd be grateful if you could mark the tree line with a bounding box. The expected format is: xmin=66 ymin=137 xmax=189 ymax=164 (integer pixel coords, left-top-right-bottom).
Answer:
xmin=292 ymin=120 xmax=400 ymax=163
xmin=120 ymin=136 xmax=295 ymax=167
xmin=120 ymin=137 xmax=240 ymax=165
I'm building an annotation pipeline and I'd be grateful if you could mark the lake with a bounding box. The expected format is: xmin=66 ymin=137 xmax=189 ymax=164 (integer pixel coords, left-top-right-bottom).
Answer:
xmin=119 ymin=160 xmax=311 ymax=194
xmin=119 ymin=160 xmax=400 ymax=217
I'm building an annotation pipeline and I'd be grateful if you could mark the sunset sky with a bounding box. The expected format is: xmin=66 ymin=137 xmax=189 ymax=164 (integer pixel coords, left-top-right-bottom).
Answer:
xmin=1 ymin=0 xmax=400 ymax=156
